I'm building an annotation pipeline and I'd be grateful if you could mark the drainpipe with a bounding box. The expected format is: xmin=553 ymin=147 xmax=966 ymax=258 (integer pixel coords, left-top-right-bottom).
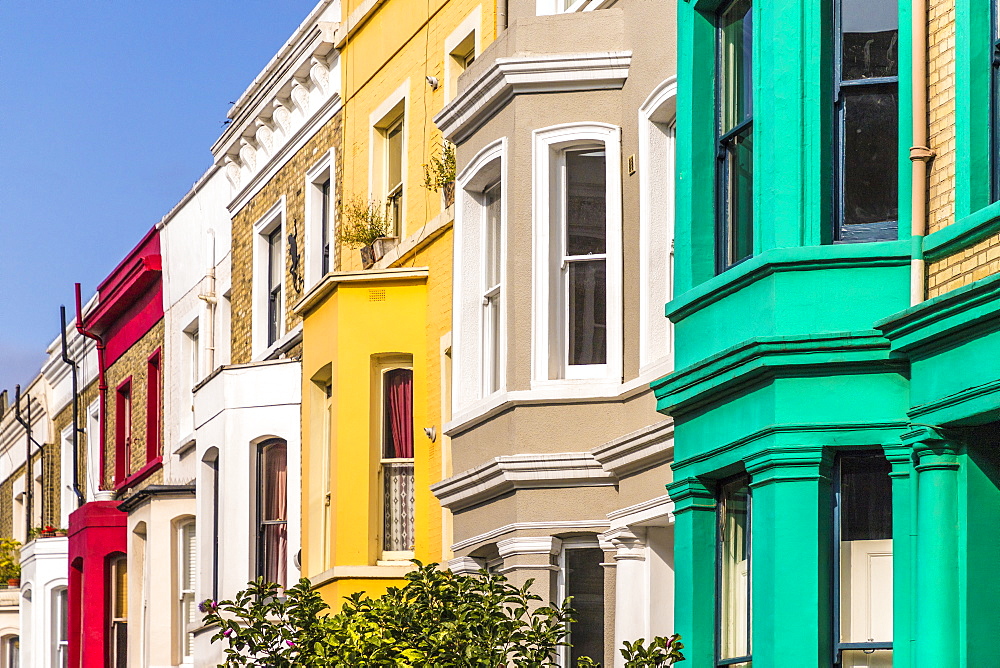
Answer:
xmin=75 ymin=283 xmax=108 ymax=491
xmin=497 ymin=0 xmax=507 ymax=32
xmin=14 ymin=386 xmax=33 ymax=538
xmin=910 ymin=0 xmax=936 ymax=306
xmin=60 ymin=306 xmax=86 ymax=507
xmin=198 ymin=230 xmax=218 ymax=373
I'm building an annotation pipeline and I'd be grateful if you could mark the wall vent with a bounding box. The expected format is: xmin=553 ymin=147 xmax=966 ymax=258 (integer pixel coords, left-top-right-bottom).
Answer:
xmin=368 ymin=288 xmax=386 ymax=302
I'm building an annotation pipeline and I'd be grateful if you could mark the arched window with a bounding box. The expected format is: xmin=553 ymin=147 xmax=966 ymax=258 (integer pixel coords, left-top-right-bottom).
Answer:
xmin=256 ymin=440 xmax=288 ymax=587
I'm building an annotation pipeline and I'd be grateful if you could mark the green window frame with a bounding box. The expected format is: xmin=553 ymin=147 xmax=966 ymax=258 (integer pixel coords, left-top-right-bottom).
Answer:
xmin=717 ymin=475 xmax=751 ymax=667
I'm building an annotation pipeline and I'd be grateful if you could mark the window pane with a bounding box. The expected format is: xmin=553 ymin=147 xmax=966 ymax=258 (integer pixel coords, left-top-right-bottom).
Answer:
xmin=724 ymin=127 xmax=754 ymax=265
xmin=383 ymin=369 xmax=414 ymax=459
xmin=841 ymin=454 xmax=892 ymax=541
xmin=383 ymin=460 xmax=415 ymax=551
xmin=719 ymin=477 xmax=750 ymax=662
xmin=841 ymin=0 xmax=898 ymax=80
xmin=484 ymin=183 xmax=502 ymax=288
xmin=568 ymin=260 xmax=607 ymax=366
xmin=485 ymin=294 xmax=500 ymax=394
xmin=842 ymin=85 xmax=898 ymax=237
xmin=321 ymin=179 xmax=331 ymax=274
xmin=262 ymin=443 xmax=288 ymax=523
xmin=268 ymin=229 xmax=282 ymax=289
xmin=841 ymin=649 xmax=893 ymax=667
xmin=566 ymin=150 xmax=607 ymax=256
xmin=567 ymin=548 xmax=605 ymax=665
xmin=387 ymin=122 xmax=403 ymax=189
xmin=720 ymin=0 xmax=753 ymax=133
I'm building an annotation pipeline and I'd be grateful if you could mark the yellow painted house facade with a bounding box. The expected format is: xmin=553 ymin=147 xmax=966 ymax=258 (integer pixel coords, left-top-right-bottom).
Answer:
xmin=296 ymin=0 xmax=495 ymax=606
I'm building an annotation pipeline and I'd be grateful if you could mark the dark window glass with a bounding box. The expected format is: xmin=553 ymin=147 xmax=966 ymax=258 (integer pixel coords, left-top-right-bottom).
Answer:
xmin=839 ymin=453 xmax=892 ymax=541
xmin=566 ymin=547 xmax=605 ymax=665
xmin=569 ymin=262 xmax=607 ymax=365
xmin=718 ymin=476 xmax=751 ymax=666
xmin=717 ymin=0 xmax=754 ymax=270
xmin=835 ymin=0 xmax=898 ymax=242
xmin=566 ymin=150 xmax=607 ymax=256
xmin=321 ymin=179 xmax=331 ymax=275
xmin=267 ymin=228 xmax=282 ymax=346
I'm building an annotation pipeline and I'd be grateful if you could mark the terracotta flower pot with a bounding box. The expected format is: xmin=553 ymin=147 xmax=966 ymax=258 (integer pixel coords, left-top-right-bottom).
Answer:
xmin=7 ymin=579 xmax=19 ymax=588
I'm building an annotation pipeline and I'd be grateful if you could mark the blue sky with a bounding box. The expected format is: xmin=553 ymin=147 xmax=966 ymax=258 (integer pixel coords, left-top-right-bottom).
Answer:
xmin=0 ymin=1 xmax=316 ymax=394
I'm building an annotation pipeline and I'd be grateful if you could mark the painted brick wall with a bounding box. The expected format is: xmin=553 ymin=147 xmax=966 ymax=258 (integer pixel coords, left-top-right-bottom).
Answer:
xmin=105 ymin=320 xmax=165 ymax=490
xmin=230 ymin=111 xmax=344 ymax=365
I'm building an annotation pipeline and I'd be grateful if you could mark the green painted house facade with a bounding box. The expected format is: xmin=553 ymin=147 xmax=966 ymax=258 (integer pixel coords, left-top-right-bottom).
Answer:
xmin=654 ymin=0 xmax=1000 ymax=664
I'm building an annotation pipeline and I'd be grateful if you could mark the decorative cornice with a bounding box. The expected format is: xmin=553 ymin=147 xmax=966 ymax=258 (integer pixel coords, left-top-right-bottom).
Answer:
xmin=600 ymin=527 xmax=646 ymax=561
xmin=497 ymin=536 xmax=561 ymax=558
xmin=451 ymin=519 xmax=610 ymax=553
xmin=448 ymin=556 xmax=484 ymax=575
xmin=653 ymin=331 xmax=896 ymax=416
xmin=606 ymin=494 xmax=673 ymax=524
xmin=907 ymin=377 xmax=1000 ymax=425
xmin=431 ymin=451 xmax=615 ymax=511
xmin=591 ymin=419 xmax=673 ymax=476
xmin=434 ymin=51 xmax=631 ymax=144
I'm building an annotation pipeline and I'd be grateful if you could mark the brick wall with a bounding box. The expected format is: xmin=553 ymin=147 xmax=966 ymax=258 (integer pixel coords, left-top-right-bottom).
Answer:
xmin=230 ymin=111 xmax=344 ymax=364
xmin=105 ymin=320 xmax=165 ymax=491
xmin=49 ymin=377 xmax=99 ymax=523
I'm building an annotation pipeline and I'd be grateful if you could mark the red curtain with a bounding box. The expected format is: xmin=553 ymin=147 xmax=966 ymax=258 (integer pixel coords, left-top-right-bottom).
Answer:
xmin=386 ymin=369 xmax=413 ymax=459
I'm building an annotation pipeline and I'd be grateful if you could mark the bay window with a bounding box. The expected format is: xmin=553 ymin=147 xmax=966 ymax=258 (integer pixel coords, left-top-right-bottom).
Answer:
xmin=834 ymin=0 xmax=898 ymax=242
xmin=381 ymin=366 xmax=414 ymax=559
xmin=835 ymin=452 xmax=893 ymax=666
xmin=257 ymin=440 xmax=288 ymax=587
xmin=717 ymin=0 xmax=754 ymax=269
xmin=718 ymin=475 xmax=751 ymax=668
xmin=482 ymin=182 xmax=502 ymax=395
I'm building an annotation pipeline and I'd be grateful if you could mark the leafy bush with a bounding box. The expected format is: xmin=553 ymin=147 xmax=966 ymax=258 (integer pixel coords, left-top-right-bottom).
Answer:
xmin=202 ymin=561 xmax=684 ymax=667
xmin=0 ymin=538 xmax=21 ymax=581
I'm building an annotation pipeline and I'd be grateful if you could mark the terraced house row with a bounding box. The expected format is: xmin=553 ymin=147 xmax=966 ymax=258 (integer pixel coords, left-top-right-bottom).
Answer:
xmin=2 ymin=0 xmax=999 ymax=664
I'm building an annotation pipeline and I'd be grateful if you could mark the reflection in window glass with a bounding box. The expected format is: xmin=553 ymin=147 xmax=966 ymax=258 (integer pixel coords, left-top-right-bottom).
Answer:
xmin=483 ymin=183 xmax=502 ymax=395
xmin=717 ymin=0 xmax=754 ymax=269
xmin=835 ymin=0 xmax=898 ymax=241
xmin=564 ymin=547 xmax=605 ymax=665
xmin=718 ymin=476 xmax=751 ymax=667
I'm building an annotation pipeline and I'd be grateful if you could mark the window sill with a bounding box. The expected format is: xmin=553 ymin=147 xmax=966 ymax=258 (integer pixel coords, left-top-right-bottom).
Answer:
xmin=114 ymin=457 xmax=163 ymax=492
xmin=252 ymin=324 xmax=303 ymax=362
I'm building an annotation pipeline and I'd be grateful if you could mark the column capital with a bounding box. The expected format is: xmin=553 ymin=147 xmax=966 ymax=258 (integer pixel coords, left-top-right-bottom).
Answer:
xmin=745 ymin=446 xmax=833 ymax=488
xmin=881 ymin=442 xmax=915 ymax=477
xmin=666 ymin=477 xmax=715 ymax=514
xmin=496 ymin=536 xmax=561 ymax=559
xmin=600 ymin=527 xmax=647 ymax=562
xmin=448 ymin=556 xmax=484 ymax=575
xmin=902 ymin=425 xmax=961 ymax=472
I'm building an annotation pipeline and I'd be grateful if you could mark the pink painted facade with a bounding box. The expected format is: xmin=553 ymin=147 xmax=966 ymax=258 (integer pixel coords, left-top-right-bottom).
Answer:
xmin=68 ymin=227 xmax=163 ymax=668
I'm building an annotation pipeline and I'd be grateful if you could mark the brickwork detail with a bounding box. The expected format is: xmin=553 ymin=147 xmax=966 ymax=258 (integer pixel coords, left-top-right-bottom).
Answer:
xmin=926 ymin=0 xmax=956 ymax=235
xmin=105 ymin=320 xmax=165 ymax=492
xmin=230 ymin=112 xmax=344 ymax=364
xmin=927 ymin=231 xmax=1000 ymax=297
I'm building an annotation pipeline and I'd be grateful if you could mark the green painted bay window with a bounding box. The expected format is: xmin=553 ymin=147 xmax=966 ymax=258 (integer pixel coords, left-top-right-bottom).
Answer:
xmin=834 ymin=0 xmax=899 ymax=242
xmin=835 ymin=452 xmax=893 ymax=667
xmin=717 ymin=0 xmax=754 ymax=271
xmin=718 ymin=475 xmax=751 ymax=667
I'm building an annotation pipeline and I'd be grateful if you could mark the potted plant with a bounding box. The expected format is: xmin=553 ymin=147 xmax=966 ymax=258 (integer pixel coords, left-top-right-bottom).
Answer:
xmin=338 ymin=196 xmax=394 ymax=268
xmin=0 ymin=539 xmax=21 ymax=588
xmin=53 ymin=527 xmax=67 ymax=537
xmin=40 ymin=525 xmax=56 ymax=538
xmin=422 ymin=139 xmax=456 ymax=208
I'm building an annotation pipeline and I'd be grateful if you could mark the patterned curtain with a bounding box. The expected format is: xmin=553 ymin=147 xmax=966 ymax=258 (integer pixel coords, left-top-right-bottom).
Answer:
xmin=383 ymin=369 xmax=414 ymax=551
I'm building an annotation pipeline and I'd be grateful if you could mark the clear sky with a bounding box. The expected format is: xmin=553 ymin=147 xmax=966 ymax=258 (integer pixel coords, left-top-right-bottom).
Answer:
xmin=0 ymin=1 xmax=317 ymax=395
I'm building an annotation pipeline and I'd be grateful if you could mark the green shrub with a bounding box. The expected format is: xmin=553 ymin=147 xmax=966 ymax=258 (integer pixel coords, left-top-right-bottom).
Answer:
xmin=337 ymin=196 xmax=391 ymax=248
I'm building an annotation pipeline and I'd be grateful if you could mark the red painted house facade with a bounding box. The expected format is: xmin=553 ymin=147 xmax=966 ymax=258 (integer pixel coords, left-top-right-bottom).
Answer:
xmin=68 ymin=227 xmax=164 ymax=668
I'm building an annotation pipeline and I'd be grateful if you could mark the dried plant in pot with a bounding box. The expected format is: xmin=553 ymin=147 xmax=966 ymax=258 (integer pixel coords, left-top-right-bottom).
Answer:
xmin=422 ymin=140 xmax=456 ymax=209
xmin=338 ymin=196 xmax=395 ymax=268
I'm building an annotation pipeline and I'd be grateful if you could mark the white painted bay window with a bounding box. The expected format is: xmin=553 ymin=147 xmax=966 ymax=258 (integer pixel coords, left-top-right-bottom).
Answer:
xmin=532 ymin=124 xmax=622 ymax=386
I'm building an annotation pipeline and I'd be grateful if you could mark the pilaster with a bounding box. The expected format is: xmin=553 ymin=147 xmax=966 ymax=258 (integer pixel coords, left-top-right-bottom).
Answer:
xmin=882 ymin=441 xmax=915 ymax=668
xmin=602 ymin=526 xmax=648 ymax=668
xmin=745 ymin=447 xmax=833 ymax=668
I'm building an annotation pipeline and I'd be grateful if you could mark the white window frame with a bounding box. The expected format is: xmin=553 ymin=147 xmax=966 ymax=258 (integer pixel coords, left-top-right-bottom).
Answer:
xmin=251 ymin=198 xmax=286 ymax=357
xmin=556 ymin=537 xmax=604 ymax=667
xmin=59 ymin=425 xmax=74 ymax=528
xmin=532 ymin=123 xmax=623 ymax=387
xmin=443 ymin=8 xmax=481 ymax=102
xmin=178 ymin=519 xmax=196 ymax=664
xmin=453 ymin=138 xmax=507 ymax=413
xmin=51 ymin=585 xmax=68 ymax=668
xmin=637 ymin=78 xmax=677 ymax=374
xmin=305 ymin=149 xmax=336 ymax=288
xmin=369 ymin=83 xmax=409 ymax=239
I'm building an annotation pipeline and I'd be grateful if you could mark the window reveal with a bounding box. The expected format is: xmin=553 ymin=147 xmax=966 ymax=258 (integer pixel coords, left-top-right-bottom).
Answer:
xmin=835 ymin=0 xmax=899 ymax=242
xmin=717 ymin=0 xmax=754 ymax=270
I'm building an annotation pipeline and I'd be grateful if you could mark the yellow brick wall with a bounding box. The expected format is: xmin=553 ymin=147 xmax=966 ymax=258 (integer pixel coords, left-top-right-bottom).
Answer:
xmin=105 ymin=320 xmax=165 ymax=492
xmin=230 ymin=112 xmax=344 ymax=365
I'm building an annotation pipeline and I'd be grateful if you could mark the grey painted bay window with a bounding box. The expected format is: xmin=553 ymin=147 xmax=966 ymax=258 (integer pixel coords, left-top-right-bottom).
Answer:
xmin=717 ymin=0 xmax=754 ymax=270
xmin=835 ymin=452 xmax=893 ymax=666
xmin=564 ymin=149 xmax=608 ymax=367
xmin=718 ymin=476 xmax=751 ymax=667
xmin=834 ymin=0 xmax=899 ymax=242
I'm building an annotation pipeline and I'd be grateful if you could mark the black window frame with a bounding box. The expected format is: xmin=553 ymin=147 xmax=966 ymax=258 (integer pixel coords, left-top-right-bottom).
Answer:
xmin=832 ymin=451 xmax=894 ymax=666
xmin=833 ymin=0 xmax=900 ymax=243
xmin=321 ymin=178 xmax=332 ymax=275
xmin=715 ymin=473 xmax=752 ymax=668
xmin=715 ymin=0 xmax=755 ymax=273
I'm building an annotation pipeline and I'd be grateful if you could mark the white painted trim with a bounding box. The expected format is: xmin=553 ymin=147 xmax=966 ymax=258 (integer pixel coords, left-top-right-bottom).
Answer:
xmin=637 ymin=78 xmax=677 ymax=372
xmin=431 ymin=451 xmax=615 ymax=511
xmin=453 ymin=138 xmax=508 ymax=414
xmin=531 ymin=122 xmax=623 ymax=386
xmin=251 ymin=198 xmax=286 ymax=357
xmin=368 ymin=81 xmax=410 ymax=235
xmin=606 ymin=494 xmax=674 ymax=526
xmin=435 ymin=52 xmax=632 ymax=144
xmin=591 ymin=419 xmax=673 ymax=476
xmin=448 ymin=556 xmax=483 ymax=574
xmin=497 ymin=535 xmax=562 ymax=558
xmin=451 ymin=519 xmax=610 ymax=553
xmin=304 ymin=148 xmax=336 ymax=290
